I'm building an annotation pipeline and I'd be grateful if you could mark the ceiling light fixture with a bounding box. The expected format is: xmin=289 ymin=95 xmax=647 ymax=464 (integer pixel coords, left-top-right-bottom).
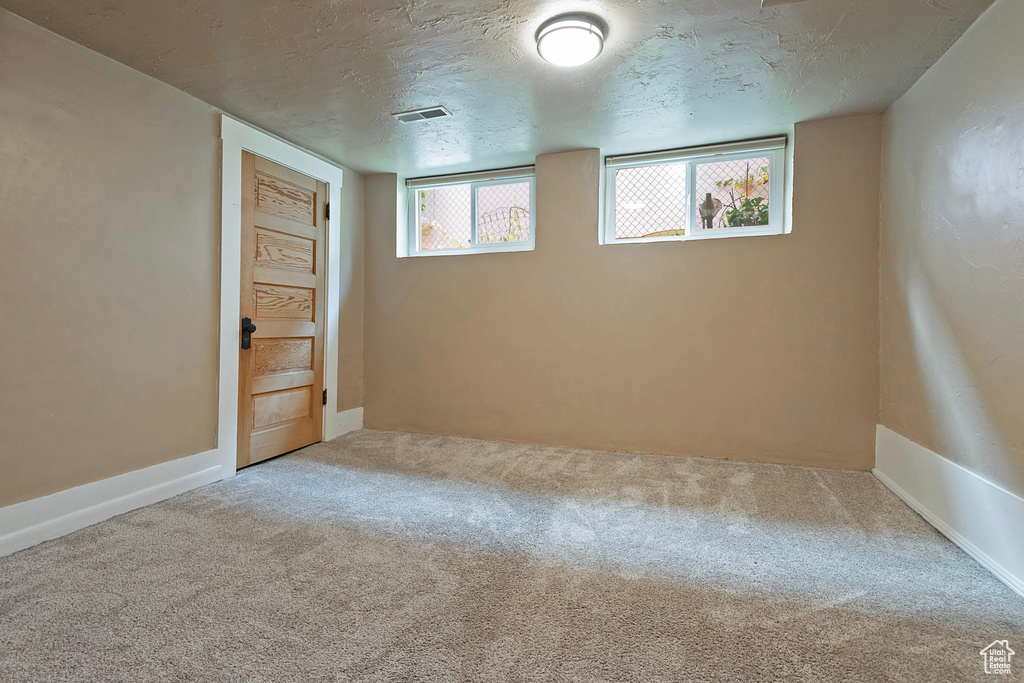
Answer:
xmin=536 ymin=13 xmax=606 ymax=67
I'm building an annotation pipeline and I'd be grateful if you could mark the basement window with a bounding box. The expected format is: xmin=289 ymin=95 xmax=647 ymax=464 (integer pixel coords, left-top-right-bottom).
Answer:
xmin=404 ymin=167 xmax=536 ymax=257
xmin=603 ymin=137 xmax=787 ymax=244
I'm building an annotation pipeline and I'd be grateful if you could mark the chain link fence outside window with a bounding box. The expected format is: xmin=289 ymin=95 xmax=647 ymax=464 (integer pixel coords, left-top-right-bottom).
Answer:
xmin=612 ymin=155 xmax=772 ymax=239
xmin=418 ymin=181 xmax=531 ymax=250
xmin=418 ymin=185 xmax=471 ymax=251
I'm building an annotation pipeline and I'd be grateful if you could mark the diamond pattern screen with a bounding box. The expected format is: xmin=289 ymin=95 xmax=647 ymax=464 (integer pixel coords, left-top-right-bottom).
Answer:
xmin=418 ymin=185 xmax=471 ymax=251
xmin=477 ymin=182 xmax=531 ymax=244
xmin=613 ymin=163 xmax=688 ymax=239
xmin=417 ymin=180 xmax=531 ymax=250
xmin=694 ymin=157 xmax=770 ymax=230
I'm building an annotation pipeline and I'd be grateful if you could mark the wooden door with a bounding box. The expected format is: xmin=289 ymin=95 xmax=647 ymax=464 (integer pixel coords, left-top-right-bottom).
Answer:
xmin=238 ymin=152 xmax=327 ymax=468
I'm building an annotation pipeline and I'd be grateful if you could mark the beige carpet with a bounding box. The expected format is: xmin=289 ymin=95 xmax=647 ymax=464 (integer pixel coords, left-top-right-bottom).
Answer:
xmin=1 ymin=430 xmax=1022 ymax=682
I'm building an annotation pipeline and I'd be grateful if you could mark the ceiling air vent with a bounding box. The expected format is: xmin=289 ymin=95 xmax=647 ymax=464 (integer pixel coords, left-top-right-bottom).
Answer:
xmin=392 ymin=106 xmax=451 ymax=123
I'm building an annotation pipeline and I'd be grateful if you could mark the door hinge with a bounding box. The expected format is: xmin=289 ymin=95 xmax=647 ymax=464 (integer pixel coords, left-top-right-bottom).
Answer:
xmin=325 ymin=202 xmax=330 ymax=220
xmin=322 ymin=389 xmax=328 ymax=406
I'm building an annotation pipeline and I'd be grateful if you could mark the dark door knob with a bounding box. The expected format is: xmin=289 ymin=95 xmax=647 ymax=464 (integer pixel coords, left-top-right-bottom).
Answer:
xmin=241 ymin=317 xmax=257 ymax=350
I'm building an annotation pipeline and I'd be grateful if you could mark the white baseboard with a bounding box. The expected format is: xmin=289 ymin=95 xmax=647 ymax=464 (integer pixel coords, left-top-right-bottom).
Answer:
xmin=874 ymin=425 xmax=1024 ymax=599
xmin=326 ymin=406 xmax=363 ymax=441
xmin=0 ymin=449 xmax=224 ymax=558
xmin=0 ymin=407 xmax=362 ymax=558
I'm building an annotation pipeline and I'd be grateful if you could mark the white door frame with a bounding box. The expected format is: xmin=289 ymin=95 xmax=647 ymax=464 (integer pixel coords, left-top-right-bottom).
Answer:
xmin=219 ymin=115 xmax=344 ymax=477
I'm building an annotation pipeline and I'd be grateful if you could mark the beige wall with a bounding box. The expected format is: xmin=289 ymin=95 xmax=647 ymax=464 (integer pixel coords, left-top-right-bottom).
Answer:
xmin=0 ymin=11 xmax=219 ymax=507
xmin=364 ymin=114 xmax=882 ymax=470
xmin=0 ymin=11 xmax=365 ymax=507
xmin=880 ymin=0 xmax=1024 ymax=497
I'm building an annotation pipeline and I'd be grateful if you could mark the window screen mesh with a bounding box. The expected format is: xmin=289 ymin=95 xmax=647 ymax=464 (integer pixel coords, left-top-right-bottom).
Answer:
xmin=418 ymin=185 xmax=471 ymax=250
xmin=613 ymin=163 xmax=688 ymax=239
xmin=477 ymin=182 xmax=531 ymax=244
xmin=694 ymin=157 xmax=770 ymax=230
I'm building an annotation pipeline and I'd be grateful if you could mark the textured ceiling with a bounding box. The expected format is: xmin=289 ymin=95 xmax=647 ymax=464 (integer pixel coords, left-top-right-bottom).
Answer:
xmin=1 ymin=0 xmax=993 ymax=176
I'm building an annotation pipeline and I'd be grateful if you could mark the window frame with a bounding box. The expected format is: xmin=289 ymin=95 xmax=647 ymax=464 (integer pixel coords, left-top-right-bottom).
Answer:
xmin=602 ymin=137 xmax=787 ymax=245
xmin=405 ymin=168 xmax=536 ymax=257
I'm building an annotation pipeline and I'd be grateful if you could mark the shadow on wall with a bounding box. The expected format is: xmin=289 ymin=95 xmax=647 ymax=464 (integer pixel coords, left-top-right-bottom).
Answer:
xmin=899 ymin=256 xmax=1023 ymax=542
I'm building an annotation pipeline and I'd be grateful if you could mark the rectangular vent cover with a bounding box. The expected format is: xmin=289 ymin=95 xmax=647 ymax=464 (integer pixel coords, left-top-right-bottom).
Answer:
xmin=393 ymin=106 xmax=451 ymax=123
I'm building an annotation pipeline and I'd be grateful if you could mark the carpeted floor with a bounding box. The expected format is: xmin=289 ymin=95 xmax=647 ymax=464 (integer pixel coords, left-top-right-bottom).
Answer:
xmin=1 ymin=430 xmax=1022 ymax=682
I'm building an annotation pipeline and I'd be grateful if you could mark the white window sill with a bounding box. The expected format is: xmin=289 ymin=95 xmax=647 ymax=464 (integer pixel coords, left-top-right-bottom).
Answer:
xmin=401 ymin=242 xmax=535 ymax=258
xmin=603 ymin=226 xmax=786 ymax=245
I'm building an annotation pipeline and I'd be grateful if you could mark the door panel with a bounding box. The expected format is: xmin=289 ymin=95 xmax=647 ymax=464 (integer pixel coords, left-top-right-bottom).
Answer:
xmin=253 ymin=338 xmax=312 ymax=376
xmin=255 ymin=229 xmax=314 ymax=272
xmin=253 ymin=283 xmax=314 ymax=321
xmin=252 ymin=386 xmax=313 ymax=430
xmin=239 ymin=152 xmax=326 ymax=468
xmin=255 ymin=171 xmax=316 ymax=223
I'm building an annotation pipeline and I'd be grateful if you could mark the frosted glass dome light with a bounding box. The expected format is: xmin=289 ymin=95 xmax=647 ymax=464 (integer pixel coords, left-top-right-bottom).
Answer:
xmin=536 ymin=14 xmax=606 ymax=67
